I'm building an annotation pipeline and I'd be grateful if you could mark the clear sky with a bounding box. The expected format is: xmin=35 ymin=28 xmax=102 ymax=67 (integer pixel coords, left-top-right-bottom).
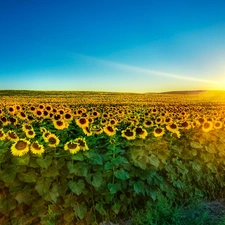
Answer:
xmin=0 ymin=0 xmax=225 ymax=93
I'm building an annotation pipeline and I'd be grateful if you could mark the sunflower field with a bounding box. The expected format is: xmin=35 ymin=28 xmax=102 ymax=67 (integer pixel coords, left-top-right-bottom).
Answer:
xmin=1 ymin=90 xmax=225 ymax=225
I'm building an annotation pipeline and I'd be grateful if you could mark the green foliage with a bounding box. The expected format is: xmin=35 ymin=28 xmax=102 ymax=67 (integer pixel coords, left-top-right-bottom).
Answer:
xmin=1 ymin=127 xmax=225 ymax=224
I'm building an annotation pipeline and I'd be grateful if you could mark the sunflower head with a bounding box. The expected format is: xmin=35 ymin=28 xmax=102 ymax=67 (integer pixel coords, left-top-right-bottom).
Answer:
xmin=25 ymin=129 xmax=36 ymax=139
xmin=135 ymin=126 xmax=148 ymax=139
xmin=64 ymin=141 xmax=80 ymax=154
xmin=0 ymin=129 xmax=6 ymax=140
xmin=30 ymin=141 xmax=44 ymax=155
xmin=103 ymin=125 xmax=117 ymax=136
xmin=76 ymin=117 xmax=89 ymax=128
xmin=7 ymin=130 xmax=19 ymax=142
xmin=202 ymin=121 xmax=213 ymax=133
xmin=121 ymin=128 xmax=136 ymax=140
xmin=47 ymin=134 xmax=60 ymax=147
xmin=75 ymin=137 xmax=89 ymax=151
xmin=82 ymin=126 xmax=93 ymax=136
xmin=53 ymin=119 xmax=68 ymax=130
xmin=11 ymin=139 xmax=30 ymax=156
xmin=214 ymin=121 xmax=223 ymax=129
xmin=153 ymin=127 xmax=165 ymax=137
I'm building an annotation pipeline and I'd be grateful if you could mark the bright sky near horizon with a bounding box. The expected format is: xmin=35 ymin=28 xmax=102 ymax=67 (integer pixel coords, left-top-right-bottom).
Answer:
xmin=0 ymin=0 xmax=225 ymax=93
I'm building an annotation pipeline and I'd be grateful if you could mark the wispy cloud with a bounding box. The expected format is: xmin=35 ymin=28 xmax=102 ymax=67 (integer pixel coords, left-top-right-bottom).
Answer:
xmin=75 ymin=54 xmax=220 ymax=85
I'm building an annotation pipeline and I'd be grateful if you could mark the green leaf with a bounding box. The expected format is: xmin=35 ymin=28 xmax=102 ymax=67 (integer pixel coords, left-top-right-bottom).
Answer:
xmin=67 ymin=162 xmax=88 ymax=177
xmin=133 ymin=180 xmax=145 ymax=195
xmin=68 ymin=179 xmax=86 ymax=195
xmin=17 ymin=170 xmax=37 ymax=183
xmin=35 ymin=178 xmax=52 ymax=197
xmin=207 ymin=163 xmax=217 ymax=173
xmin=15 ymin=188 xmax=33 ymax=204
xmin=148 ymin=154 xmax=160 ymax=167
xmin=46 ymin=182 xmax=59 ymax=203
xmin=205 ymin=145 xmax=216 ymax=154
xmin=55 ymin=158 xmax=65 ymax=169
xmin=111 ymin=156 xmax=129 ymax=167
xmin=190 ymin=141 xmax=203 ymax=149
xmin=85 ymin=211 xmax=96 ymax=224
xmin=114 ymin=169 xmax=130 ymax=180
xmin=41 ymin=164 xmax=59 ymax=177
xmin=0 ymin=196 xmax=17 ymax=216
xmin=145 ymin=189 xmax=157 ymax=201
xmin=36 ymin=156 xmax=52 ymax=169
xmin=104 ymin=161 xmax=113 ymax=170
xmin=11 ymin=154 xmax=30 ymax=166
xmin=0 ymin=165 xmax=17 ymax=183
xmin=95 ymin=203 xmax=107 ymax=216
xmin=191 ymin=162 xmax=201 ymax=172
xmin=112 ymin=202 xmax=121 ymax=214
xmin=108 ymin=182 xmax=121 ymax=194
xmin=71 ymin=151 xmax=84 ymax=161
xmin=91 ymin=172 xmax=103 ymax=188
xmin=29 ymin=157 xmax=39 ymax=168
xmin=63 ymin=209 xmax=75 ymax=222
xmin=89 ymin=153 xmax=103 ymax=165
xmin=134 ymin=157 xmax=147 ymax=170
xmin=74 ymin=202 xmax=87 ymax=220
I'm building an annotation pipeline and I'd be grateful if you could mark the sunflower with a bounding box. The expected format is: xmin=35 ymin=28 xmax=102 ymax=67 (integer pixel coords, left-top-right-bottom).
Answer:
xmin=27 ymin=115 xmax=34 ymax=122
xmin=143 ymin=120 xmax=154 ymax=128
xmin=180 ymin=121 xmax=192 ymax=130
xmin=17 ymin=111 xmax=27 ymax=120
xmin=40 ymin=127 xmax=47 ymax=133
xmin=91 ymin=126 xmax=103 ymax=135
xmin=53 ymin=114 xmax=62 ymax=120
xmin=64 ymin=141 xmax=80 ymax=154
xmin=164 ymin=117 xmax=173 ymax=124
xmin=47 ymin=134 xmax=60 ymax=147
xmin=153 ymin=127 xmax=165 ymax=137
xmin=202 ymin=121 xmax=213 ymax=133
xmin=155 ymin=117 xmax=164 ymax=125
xmin=30 ymin=141 xmax=44 ymax=155
xmin=134 ymin=126 xmax=148 ymax=139
xmin=82 ymin=126 xmax=93 ymax=136
xmin=166 ymin=123 xmax=179 ymax=133
xmin=9 ymin=117 xmax=18 ymax=125
xmin=11 ymin=139 xmax=30 ymax=156
xmin=214 ymin=121 xmax=223 ymax=129
xmin=53 ymin=119 xmax=68 ymax=130
xmin=35 ymin=109 xmax=43 ymax=118
xmin=38 ymin=104 xmax=44 ymax=110
xmin=75 ymin=137 xmax=89 ymax=151
xmin=45 ymin=105 xmax=52 ymax=112
xmin=42 ymin=131 xmax=52 ymax=141
xmin=103 ymin=125 xmax=117 ymax=136
xmin=42 ymin=110 xmax=50 ymax=118
xmin=64 ymin=112 xmax=73 ymax=121
xmin=170 ymin=130 xmax=181 ymax=138
xmin=22 ymin=123 xmax=33 ymax=132
xmin=7 ymin=106 xmax=16 ymax=115
xmin=25 ymin=129 xmax=36 ymax=139
xmin=121 ymin=128 xmax=136 ymax=140
xmin=100 ymin=119 xmax=108 ymax=126
xmin=6 ymin=130 xmax=19 ymax=142
xmin=1 ymin=117 xmax=9 ymax=126
xmin=76 ymin=117 xmax=89 ymax=128
xmin=58 ymin=109 xmax=65 ymax=115
xmin=109 ymin=118 xmax=118 ymax=126
xmin=0 ymin=129 xmax=6 ymax=140
xmin=92 ymin=111 xmax=100 ymax=118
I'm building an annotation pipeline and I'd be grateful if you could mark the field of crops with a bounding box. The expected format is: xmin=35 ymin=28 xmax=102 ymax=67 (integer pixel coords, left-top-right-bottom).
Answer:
xmin=1 ymin=90 xmax=225 ymax=225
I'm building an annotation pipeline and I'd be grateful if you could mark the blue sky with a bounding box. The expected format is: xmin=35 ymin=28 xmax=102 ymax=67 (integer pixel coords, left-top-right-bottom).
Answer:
xmin=0 ymin=0 xmax=225 ymax=92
